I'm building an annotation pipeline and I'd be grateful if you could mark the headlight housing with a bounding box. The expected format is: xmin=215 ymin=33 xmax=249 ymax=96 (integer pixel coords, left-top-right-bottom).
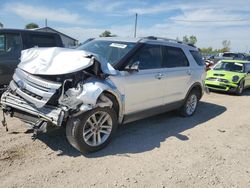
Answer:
xmin=232 ymin=75 xmax=239 ymax=82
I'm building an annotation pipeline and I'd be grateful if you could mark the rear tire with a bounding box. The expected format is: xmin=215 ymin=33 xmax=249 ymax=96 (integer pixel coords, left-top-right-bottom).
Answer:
xmin=66 ymin=107 xmax=118 ymax=153
xmin=179 ymin=90 xmax=199 ymax=117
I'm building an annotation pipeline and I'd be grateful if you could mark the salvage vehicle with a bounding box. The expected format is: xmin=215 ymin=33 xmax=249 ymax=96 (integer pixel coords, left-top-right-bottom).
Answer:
xmin=205 ymin=60 xmax=250 ymax=95
xmin=1 ymin=37 xmax=206 ymax=152
xmin=0 ymin=28 xmax=63 ymax=92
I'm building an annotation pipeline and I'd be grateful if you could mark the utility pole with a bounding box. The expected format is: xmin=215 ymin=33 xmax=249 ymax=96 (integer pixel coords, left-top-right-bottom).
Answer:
xmin=134 ymin=13 xmax=138 ymax=38
xmin=45 ymin=18 xmax=48 ymax=31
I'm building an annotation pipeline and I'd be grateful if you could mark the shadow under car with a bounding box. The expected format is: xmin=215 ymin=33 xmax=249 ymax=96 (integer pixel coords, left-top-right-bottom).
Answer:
xmin=35 ymin=101 xmax=227 ymax=157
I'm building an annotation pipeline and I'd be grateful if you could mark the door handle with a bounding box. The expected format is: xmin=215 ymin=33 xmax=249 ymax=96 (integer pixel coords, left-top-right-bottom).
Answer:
xmin=155 ymin=73 xmax=164 ymax=79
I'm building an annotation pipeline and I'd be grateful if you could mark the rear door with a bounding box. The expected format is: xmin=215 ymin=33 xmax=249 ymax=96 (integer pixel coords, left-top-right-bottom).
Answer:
xmin=161 ymin=46 xmax=192 ymax=104
xmin=0 ymin=33 xmax=22 ymax=86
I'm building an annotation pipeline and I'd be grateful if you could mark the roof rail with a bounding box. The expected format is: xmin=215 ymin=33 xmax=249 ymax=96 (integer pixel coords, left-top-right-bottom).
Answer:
xmin=142 ymin=36 xmax=197 ymax=48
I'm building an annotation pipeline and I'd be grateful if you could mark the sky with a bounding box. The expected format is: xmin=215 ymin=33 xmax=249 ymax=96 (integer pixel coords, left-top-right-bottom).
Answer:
xmin=0 ymin=0 xmax=250 ymax=52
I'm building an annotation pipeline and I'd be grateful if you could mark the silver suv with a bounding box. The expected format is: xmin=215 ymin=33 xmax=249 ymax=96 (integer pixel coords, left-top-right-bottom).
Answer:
xmin=1 ymin=37 xmax=206 ymax=152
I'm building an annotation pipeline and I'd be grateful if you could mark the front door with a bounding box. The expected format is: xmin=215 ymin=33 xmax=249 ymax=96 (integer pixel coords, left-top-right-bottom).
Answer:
xmin=113 ymin=44 xmax=165 ymax=114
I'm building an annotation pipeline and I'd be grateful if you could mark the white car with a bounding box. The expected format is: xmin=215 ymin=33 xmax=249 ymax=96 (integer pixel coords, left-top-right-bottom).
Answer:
xmin=1 ymin=37 xmax=206 ymax=152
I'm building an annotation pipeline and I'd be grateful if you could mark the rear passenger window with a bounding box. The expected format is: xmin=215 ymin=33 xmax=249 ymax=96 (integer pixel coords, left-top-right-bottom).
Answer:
xmin=29 ymin=34 xmax=56 ymax=47
xmin=0 ymin=34 xmax=22 ymax=55
xmin=190 ymin=50 xmax=204 ymax=66
xmin=163 ymin=46 xmax=189 ymax=68
xmin=128 ymin=44 xmax=162 ymax=70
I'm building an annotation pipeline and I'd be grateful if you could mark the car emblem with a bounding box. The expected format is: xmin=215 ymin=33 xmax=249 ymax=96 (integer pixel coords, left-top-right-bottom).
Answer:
xmin=17 ymin=80 xmax=25 ymax=90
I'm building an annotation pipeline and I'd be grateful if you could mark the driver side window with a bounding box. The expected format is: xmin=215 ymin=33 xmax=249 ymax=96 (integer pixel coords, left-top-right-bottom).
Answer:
xmin=127 ymin=44 xmax=162 ymax=70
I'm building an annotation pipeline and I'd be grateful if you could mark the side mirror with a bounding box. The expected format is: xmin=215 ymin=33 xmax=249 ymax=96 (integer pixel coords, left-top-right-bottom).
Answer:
xmin=125 ymin=61 xmax=140 ymax=72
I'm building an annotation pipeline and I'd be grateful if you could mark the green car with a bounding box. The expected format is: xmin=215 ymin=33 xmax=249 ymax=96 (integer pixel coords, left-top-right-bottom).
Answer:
xmin=205 ymin=60 xmax=250 ymax=95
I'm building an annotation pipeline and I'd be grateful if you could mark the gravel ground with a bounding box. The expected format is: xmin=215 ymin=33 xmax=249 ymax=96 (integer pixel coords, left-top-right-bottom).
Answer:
xmin=0 ymin=91 xmax=250 ymax=188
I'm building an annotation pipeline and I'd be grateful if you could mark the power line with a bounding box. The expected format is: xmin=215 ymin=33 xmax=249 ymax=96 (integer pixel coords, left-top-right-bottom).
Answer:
xmin=171 ymin=19 xmax=250 ymax=23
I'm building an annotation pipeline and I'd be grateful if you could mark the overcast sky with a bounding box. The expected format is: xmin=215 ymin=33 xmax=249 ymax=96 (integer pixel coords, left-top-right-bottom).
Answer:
xmin=1 ymin=0 xmax=250 ymax=52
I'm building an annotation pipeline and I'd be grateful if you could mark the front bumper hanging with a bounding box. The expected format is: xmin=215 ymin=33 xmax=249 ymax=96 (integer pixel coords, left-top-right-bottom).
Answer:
xmin=1 ymin=91 xmax=65 ymax=126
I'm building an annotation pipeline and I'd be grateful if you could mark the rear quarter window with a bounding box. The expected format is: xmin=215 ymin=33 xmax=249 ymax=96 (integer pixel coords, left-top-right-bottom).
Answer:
xmin=190 ymin=50 xmax=204 ymax=66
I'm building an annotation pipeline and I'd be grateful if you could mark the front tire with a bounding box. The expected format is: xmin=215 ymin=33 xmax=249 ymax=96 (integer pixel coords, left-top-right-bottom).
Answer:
xmin=235 ymin=80 xmax=244 ymax=95
xmin=179 ymin=90 xmax=199 ymax=117
xmin=66 ymin=107 xmax=118 ymax=153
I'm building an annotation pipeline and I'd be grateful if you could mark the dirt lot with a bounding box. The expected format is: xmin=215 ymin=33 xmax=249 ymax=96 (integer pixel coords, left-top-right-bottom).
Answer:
xmin=0 ymin=91 xmax=250 ymax=188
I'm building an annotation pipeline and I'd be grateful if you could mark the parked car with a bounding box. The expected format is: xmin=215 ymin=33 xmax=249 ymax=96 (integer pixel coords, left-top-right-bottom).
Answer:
xmin=0 ymin=28 xmax=63 ymax=92
xmin=205 ymin=60 xmax=250 ymax=95
xmin=1 ymin=37 xmax=206 ymax=152
xmin=244 ymin=54 xmax=250 ymax=61
xmin=209 ymin=52 xmax=246 ymax=63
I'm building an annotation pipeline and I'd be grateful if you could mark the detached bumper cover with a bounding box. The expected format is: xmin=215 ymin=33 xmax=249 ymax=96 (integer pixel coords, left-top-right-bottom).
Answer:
xmin=1 ymin=91 xmax=65 ymax=126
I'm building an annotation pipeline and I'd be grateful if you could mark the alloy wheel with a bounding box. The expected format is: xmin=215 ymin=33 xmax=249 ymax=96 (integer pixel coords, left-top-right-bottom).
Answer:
xmin=83 ymin=111 xmax=113 ymax=147
xmin=186 ymin=94 xmax=198 ymax=116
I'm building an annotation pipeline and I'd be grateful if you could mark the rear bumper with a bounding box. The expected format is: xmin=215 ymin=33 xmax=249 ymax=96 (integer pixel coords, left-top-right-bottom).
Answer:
xmin=205 ymin=80 xmax=237 ymax=92
xmin=1 ymin=91 xmax=65 ymax=126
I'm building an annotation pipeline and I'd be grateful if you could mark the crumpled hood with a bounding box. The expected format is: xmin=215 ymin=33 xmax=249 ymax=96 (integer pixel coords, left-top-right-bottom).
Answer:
xmin=18 ymin=47 xmax=117 ymax=75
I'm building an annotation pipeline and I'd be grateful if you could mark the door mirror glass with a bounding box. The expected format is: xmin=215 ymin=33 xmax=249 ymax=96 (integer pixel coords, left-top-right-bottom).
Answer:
xmin=125 ymin=61 xmax=140 ymax=72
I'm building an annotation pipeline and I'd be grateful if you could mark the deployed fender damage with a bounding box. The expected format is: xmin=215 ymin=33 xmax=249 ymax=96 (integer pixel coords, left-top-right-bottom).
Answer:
xmin=1 ymin=47 xmax=124 ymax=132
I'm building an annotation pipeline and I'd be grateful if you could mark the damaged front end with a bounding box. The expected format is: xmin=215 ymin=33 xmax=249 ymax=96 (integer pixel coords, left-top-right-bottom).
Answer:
xmin=0 ymin=47 xmax=123 ymax=135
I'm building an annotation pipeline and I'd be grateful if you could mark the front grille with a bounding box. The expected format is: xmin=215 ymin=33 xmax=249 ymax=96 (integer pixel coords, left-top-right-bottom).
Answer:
xmin=10 ymin=68 xmax=62 ymax=108
xmin=206 ymin=77 xmax=229 ymax=83
xmin=206 ymin=77 xmax=217 ymax=81
xmin=21 ymin=88 xmax=43 ymax=100
xmin=206 ymin=84 xmax=226 ymax=90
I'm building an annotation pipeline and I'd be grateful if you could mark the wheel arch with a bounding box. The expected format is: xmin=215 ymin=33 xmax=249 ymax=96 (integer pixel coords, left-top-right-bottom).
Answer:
xmin=101 ymin=90 xmax=121 ymax=120
xmin=185 ymin=82 xmax=203 ymax=101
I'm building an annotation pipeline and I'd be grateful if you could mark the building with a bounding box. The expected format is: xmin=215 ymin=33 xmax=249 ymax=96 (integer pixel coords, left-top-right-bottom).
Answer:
xmin=35 ymin=27 xmax=78 ymax=47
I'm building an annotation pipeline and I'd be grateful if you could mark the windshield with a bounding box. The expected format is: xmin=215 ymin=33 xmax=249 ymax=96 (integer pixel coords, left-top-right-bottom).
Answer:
xmin=77 ymin=40 xmax=136 ymax=65
xmin=213 ymin=61 xmax=244 ymax=72
xmin=223 ymin=53 xmax=236 ymax=58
